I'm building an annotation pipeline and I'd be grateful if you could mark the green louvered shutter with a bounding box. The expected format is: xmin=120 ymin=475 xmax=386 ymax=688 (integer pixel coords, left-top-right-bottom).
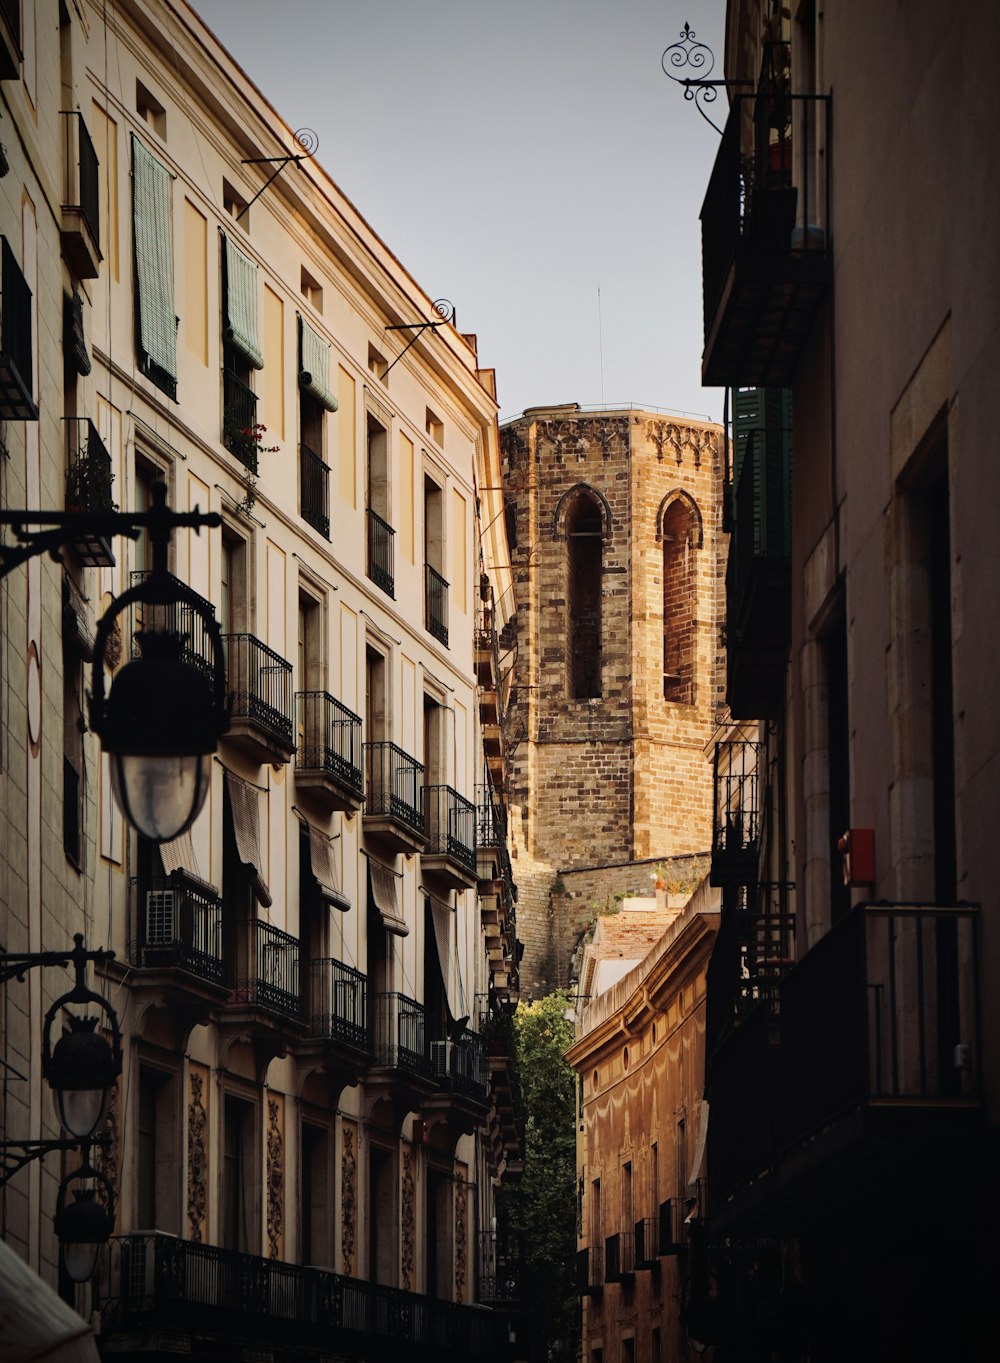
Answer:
xmin=222 ymin=234 xmax=263 ymax=370
xmin=131 ymin=136 xmax=177 ymax=398
xmin=298 ymin=315 xmax=338 ymax=412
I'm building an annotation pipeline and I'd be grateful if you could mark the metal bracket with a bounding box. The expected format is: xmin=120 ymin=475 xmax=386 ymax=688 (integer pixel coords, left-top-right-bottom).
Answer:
xmin=383 ymin=300 xmax=455 ymax=377
xmin=0 ymin=1136 xmax=103 ymax=1186
xmin=661 ymin=22 xmax=753 ymax=133
xmin=238 ymin=128 xmax=318 ymax=219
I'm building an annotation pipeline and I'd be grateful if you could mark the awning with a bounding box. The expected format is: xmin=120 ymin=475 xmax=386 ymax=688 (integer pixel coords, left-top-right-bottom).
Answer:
xmin=367 ymin=860 xmax=407 ymax=937
xmin=62 ymin=574 xmax=95 ymax=661
xmin=427 ymin=892 xmax=464 ymax=1021
xmin=299 ymin=315 xmax=338 ymax=411
xmin=223 ymin=234 xmax=264 ymax=369
xmin=308 ymin=823 xmax=350 ymax=912
xmin=131 ymin=135 xmax=177 ymax=389
xmin=0 ymin=1235 xmax=101 ymax=1362
xmin=159 ymin=829 xmax=218 ymax=897
xmin=226 ymin=771 xmax=272 ymax=907
xmin=688 ymin=1098 xmax=710 ymax=1190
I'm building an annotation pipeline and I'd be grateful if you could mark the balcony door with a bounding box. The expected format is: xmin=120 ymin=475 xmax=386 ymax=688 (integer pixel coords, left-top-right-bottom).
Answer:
xmin=368 ymin=1144 xmax=396 ymax=1285
xmin=223 ymin=1093 xmax=257 ymax=1253
xmin=426 ymin=1165 xmax=452 ymax=1299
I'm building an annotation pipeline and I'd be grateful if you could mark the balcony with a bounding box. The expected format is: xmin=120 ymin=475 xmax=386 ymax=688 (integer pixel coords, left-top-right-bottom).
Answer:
xmin=222 ymin=369 xmax=258 ymax=471
xmin=228 ymin=919 xmax=302 ymax=1024
xmin=223 ymin=633 xmax=295 ymax=764
xmin=476 ymin=784 xmax=504 ymax=853
xmin=131 ymin=572 xmax=216 ymax=677
xmin=422 ymin=785 xmax=477 ymax=890
xmin=575 ymin=1246 xmax=603 ymax=1297
xmin=604 ymin=1231 xmax=634 ymax=1287
xmin=0 ymin=0 xmax=20 ymax=81
xmin=65 ymin=418 xmax=116 ymax=566
xmin=711 ymin=740 xmax=760 ymax=887
xmin=430 ymin=1027 xmax=488 ymax=1103
xmin=308 ymin=957 xmax=369 ymax=1055
xmin=0 ymin=237 xmax=37 ymax=420
xmin=300 ymin=440 xmax=330 ymax=538
xmin=478 ymin=1233 xmax=523 ymax=1307
xmin=726 ymin=390 xmax=792 ymax=718
xmin=295 ymin=691 xmax=364 ymax=812
xmin=425 ymin=563 xmax=449 ymax=647
xmin=363 ymin=741 xmax=426 ymax=854
xmin=367 ymin=507 xmax=395 ymax=598
xmin=128 ymin=874 xmax=228 ymax=1020
xmin=60 ymin=111 xmax=102 ymax=279
xmin=372 ymin=991 xmax=430 ymax=1079
xmin=701 ymin=57 xmax=832 ymax=387
xmin=633 ymin=1217 xmax=658 ymax=1269
xmin=101 ymin=1234 xmax=514 ymax=1363
xmin=658 ymin=1199 xmax=684 ymax=1256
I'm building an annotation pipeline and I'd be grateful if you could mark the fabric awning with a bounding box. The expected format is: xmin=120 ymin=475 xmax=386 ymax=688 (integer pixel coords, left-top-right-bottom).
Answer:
xmin=62 ymin=574 xmax=95 ymax=661
xmin=308 ymin=824 xmax=350 ymax=912
xmin=226 ymin=771 xmax=272 ymax=907
xmin=131 ymin=136 xmax=177 ymax=390
xmin=299 ymin=315 xmax=339 ymax=411
xmin=0 ymin=1235 xmax=101 ymax=1363
xmin=159 ymin=829 xmax=218 ymax=897
xmin=367 ymin=859 xmax=407 ymax=937
xmin=427 ymin=893 xmax=464 ymax=1021
xmin=223 ymin=234 xmax=264 ymax=369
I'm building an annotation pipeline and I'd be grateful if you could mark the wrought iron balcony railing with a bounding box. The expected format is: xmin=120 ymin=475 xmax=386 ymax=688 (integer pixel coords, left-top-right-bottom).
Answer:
xmin=299 ymin=441 xmax=330 ymax=538
xmin=230 ymin=920 xmax=301 ymax=1021
xmin=373 ymin=991 xmax=429 ymax=1077
xmin=309 ymin=957 xmax=368 ymax=1052
xmin=430 ymin=1028 xmax=487 ymax=1102
xmin=60 ymin=111 xmax=101 ymax=277
xmin=367 ymin=507 xmax=395 ymax=598
xmin=425 ymin=563 xmax=449 ymax=646
xmin=424 ymin=785 xmax=476 ymax=872
xmin=224 ymin=633 xmax=294 ymax=751
xmin=131 ymin=571 xmax=217 ymax=678
xmin=64 ymin=418 xmax=116 ymax=566
xmin=129 ymin=875 xmax=225 ymax=985
xmin=222 ymin=368 xmax=259 ymax=471
xmin=476 ymin=783 xmax=505 ymax=850
xmin=0 ymin=236 xmax=37 ymax=420
xmin=101 ymin=1234 xmax=513 ymax=1361
xmin=477 ymin=1232 xmax=523 ymax=1306
xmin=575 ymin=1245 xmax=603 ymax=1296
xmin=634 ymin=1216 xmax=658 ymax=1268
xmin=711 ymin=740 xmax=760 ymax=886
xmin=296 ymin=691 xmax=364 ymax=794
xmin=364 ymin=741 xmax=424 ymax=836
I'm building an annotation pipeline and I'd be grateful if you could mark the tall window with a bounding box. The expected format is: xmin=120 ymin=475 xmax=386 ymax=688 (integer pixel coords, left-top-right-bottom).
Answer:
xmin=369 ymin=1144 xmax=396 ymax=1285
xmin=566 ymin=493 xmax=603 ymax=699
xmin=137 ymin=1066 xmax=178 ymax=1233
xmin=223 ymin=1094 xmax=256 ymax=1253
xmin=301 ymin=1120 xmax=331 ymax=1266
xmin=661 ymin=497 xmax=699 ymax=704
xmin=426 ymin=1166 xmax=452 ymax=1298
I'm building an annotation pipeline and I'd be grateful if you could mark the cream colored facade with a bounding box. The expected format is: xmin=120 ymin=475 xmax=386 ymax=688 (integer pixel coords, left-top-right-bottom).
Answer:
xmin=0 ymin=2 xmax=521 ymax=1358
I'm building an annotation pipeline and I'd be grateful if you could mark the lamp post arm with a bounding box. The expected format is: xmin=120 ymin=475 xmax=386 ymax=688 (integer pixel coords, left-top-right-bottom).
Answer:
xmin=0 ymin=1135 xmax=108 ymax=1187
xmin=0 ymin=933 xmax=115 ymax=987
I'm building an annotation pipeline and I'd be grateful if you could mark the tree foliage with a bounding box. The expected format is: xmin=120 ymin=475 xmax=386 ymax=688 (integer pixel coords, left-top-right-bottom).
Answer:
xmin=501 ymin=989 xmax=578 ymax=1363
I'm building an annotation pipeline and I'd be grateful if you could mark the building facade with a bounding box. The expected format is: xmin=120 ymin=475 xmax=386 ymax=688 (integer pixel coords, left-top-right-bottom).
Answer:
xmin=500 ymin=405 xmax=726 ymax=997
xmin=696 ymin=1 xmax=1000 ymax=1358
xmin=0 ymin=2 xmax=523 ymax=1359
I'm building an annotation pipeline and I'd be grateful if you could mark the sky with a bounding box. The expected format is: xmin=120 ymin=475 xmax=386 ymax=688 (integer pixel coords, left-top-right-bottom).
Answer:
xmin=189 ymin=0 xmax=726 ymax=424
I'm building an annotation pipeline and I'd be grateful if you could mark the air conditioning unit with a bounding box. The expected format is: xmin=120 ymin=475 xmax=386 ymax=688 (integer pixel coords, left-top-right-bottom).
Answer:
xmin=430 ymin=1039 xmax=455 ymax=1077
xmin=145 ymin=890 xmax=177 ymax=945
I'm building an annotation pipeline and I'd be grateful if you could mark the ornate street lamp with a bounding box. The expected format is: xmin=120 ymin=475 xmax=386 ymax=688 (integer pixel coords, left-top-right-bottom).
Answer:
xmin=54 ymin=1156 xmax=116 ymax=1283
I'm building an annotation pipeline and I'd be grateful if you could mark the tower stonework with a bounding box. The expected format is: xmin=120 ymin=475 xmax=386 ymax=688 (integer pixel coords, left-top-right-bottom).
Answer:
xmin=501 ymin=405 xmax=726 ymax=996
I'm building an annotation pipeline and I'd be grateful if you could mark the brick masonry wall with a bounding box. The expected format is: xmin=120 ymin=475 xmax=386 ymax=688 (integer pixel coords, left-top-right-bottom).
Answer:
xmin=501 ymin=409 xmax=726 ymax=997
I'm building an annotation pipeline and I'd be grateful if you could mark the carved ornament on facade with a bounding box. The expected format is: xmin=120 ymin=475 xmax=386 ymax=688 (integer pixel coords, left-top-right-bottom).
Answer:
xmin=187 ymin=1072 xmax=208 ymax=1242
xmin=537 ymin=419 xmax=588 ymax=464
xmin=454 ymin=1176 xmax=467 ymax=1303
xmin=401 ymin=1149 xmax=415 ymax=1290
xmin=95 ymin=1077 xmax=119 ymax=1215
xmin=578 ymin=416 xmax=629 ymax=460
xmin=341 ymin=1125 xmax=357 ymax=1275
xmin=266 ymin=1097 xmax=283 ymax=1259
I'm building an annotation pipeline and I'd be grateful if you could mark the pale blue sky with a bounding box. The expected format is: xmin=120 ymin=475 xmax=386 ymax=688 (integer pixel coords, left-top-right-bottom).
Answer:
xmin=190 ymin=0 xmax=725 ymax=423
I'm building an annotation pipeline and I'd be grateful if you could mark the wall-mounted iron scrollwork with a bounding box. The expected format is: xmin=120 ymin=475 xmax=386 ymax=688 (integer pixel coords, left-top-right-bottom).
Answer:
xmin=661 ymin=22 xmax=725 ymax=133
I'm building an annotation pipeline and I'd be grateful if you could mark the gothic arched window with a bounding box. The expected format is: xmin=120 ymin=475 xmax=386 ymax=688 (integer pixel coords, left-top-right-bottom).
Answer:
xmin=661 ymin=496 xmax=699 ymax=703
xmin=566 ymin=493 xmax=603 ymax=699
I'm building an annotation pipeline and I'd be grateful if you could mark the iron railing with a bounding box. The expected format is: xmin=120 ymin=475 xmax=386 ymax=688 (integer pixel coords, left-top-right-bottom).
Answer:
xmin=364 ymin=741 xmax=424 ymax=835
xmin=711 ymin=740 xmax=760 ymax=885
xmin=222 ymin=368 xmax=259 ymax=471
xmin=224 ymin=633 xmax=294 ymax=750
xmin=0 ymin=236 xmax=36 ymax=420
xmin=425 ymin=563 xmax=449 ymax=647
xmin=476 ymin=783 xmax=504 ymax=850
xmin=101 ymin=1234 xmax=512 ymax=1360
xmin=230 ymin=920 xmax=301 ymax=1021
xmin=65 ymin=418 xmax=115 ymax=512
xmin=309 ymin=958 xmax=368 ymax=1051
xmin=634 ymin=1216 xmax=658 ymax=1267
xmin=429 ymin=1028 xmax=487 ymax=1101
xmin=424 ymin=785 xmax=476 ymax=872
xmin=300 ymin=441 xmax=330 ymax=538
xmin=575 ymin=1246 xmax=603 ymax=1296
xmin=658 ymin=1198 xmax=684 ymax=1255
xmin=61 ymin=111 xmax=100 ymax=247
xmin=129 ymin=874 xmax=224 ymax=985
xmin=296 ymin=691 xmax=364 ymax=794
xmin=373 ymin=991 xmax=429 ymax=1077
xmin=131 ymin=571 xmax=217 ymax=679
xmin=477 ymin=1232 xmax=523 ymax=1305
xmin=366 ymin=507 xmax=395 ymax=597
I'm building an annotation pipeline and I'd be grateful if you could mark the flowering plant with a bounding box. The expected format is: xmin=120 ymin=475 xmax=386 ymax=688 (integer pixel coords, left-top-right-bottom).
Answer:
xmin=225 ymin=420 xmax=279 ymax=470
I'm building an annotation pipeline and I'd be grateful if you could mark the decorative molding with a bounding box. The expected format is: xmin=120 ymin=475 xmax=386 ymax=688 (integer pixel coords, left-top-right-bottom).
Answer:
xmin=454 ymin=1173 xmax=467 ymax=1303
xmin=187 ymin=1070 xmax=208 ymax=1242
xmin=95 ymin=1077 xmax=119 ymax=1223
xmin=578 ymin=416 xmax=629 ymax=460
xmin=401 ymin=1149 xmax=415 ymax=1290
xmin=266 ymin=1096 xmax=284 ymax=1259
xmin=341 ymin=1123 xmax=357 ymax=1275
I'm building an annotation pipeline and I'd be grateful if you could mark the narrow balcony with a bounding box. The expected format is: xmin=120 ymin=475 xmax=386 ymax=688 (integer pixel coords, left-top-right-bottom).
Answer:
xmin=726 ymin=390 xmax=792 ymax=718
xmin=295 ymin=691 xmax=364 ymax=812
xmin=307 ymin=957 xmax=369 ymax=1056
xmin=367 ymin=507 xmax=395 ymax=598
xmin=425 ymin=563 xmax=449 ymax=647
xmin=658 ymin=1198 xmax=684 ymax=1256
xmin=633 ymin=1216 xmax=659 ymax=1269
xmin=65 ymin=418 xmax=116 ymax=567
xmin=478 ymin=1232 xmax=523 ymax=1307
xmin=60 ymin=111 xmax=102 ymax=279
xmin=430 ymin=1028 xmax=488 ymax=1102
xmin=372 ymin=991 xmax=430 ymax=1079
xmin=363 ymin=740 xmax=426 ymax=854
xmin=101 ymin=1233 xmax=514 ymax=1363
xmin=300 ymin=440 xmax=330 ymax=538
xmin=228 ymin=919 xmax=302 ymax=1024
xmin=129 ymin=873 xmax=228 ymax=1013
xmin=604 ymin=1231 xmax=634 ymax=1286
xmin=0 ymin=237 xmax=38 ymax=420
xmin=223 ymin=633 xmax=295 ymax=764
xmin=222 ymin=369 xmax=259 ymax=471
xmin=0 ymin=0 xmax=21 ymax=81
xmin=422 ymin=784 xmax=477 ymax=890
xmin=701 ymin=63 xmax=832 ymax=387
xmin=576 ymin=1246 xmax=603 ymax=1297
xmin=710 ymin=740 xmax=760 ymax=887
xmin=131 ymin=572 xmax=216 ymax=677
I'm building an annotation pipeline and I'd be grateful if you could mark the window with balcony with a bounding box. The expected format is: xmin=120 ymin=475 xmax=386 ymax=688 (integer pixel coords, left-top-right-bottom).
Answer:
xmin=60 ymin=110 xmax=102 ymax=279
xmin=368 ymin=1144 xmax=396 ymax=1286
xmin=367 ymin=413 xmax=393 ymax=595
xmin=0 ymin=0 xmax=21 ymax=81
xmin=0 ymin=236 xmax=38 ymax=420
xmin=223 ymin=1093 xmax=257 ymax=1253
xmin=426 ymin=1165 xmax=452 ymax=1299
xmin=424 ymin=474 xmax=448 ymax=646
xmin=298 ymin=316 xmax=337 ymax=538
xmin=62 ymin=632 xmax=85 ymax=869
xmin=222 ymin=234 xmax=263 ymax=468
xmin=131 ymin=136 xmax=177 ymax=400
xmin=300 ymin=1119 xmax=332 ymax=1267
xmin=137 ymin=1064 xmax=179 ymax=1234
xmin=566 ymin=492 xmax=603 ymax=699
